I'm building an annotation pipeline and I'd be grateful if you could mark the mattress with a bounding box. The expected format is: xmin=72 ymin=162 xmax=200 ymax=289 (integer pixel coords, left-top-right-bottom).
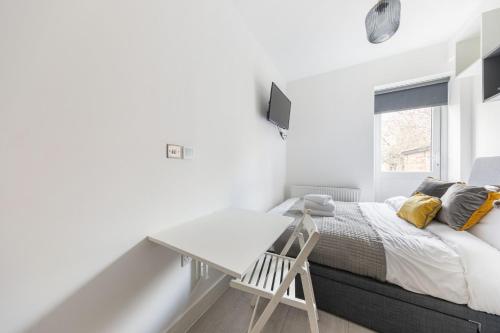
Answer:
xmin=269 ymin=198 xmax=500 ymax=317
xmin=273 ymin=201 xmax=387 ymax=281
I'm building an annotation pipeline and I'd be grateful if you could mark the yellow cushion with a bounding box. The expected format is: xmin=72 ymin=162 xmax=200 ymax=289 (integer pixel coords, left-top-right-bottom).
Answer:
xmin=397 ymin=193 xmax=442 ymax=229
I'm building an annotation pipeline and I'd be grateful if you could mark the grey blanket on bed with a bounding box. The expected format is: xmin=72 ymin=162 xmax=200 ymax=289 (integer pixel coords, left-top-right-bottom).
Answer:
xmin=273 ymin=201 xmax=387 ymax=282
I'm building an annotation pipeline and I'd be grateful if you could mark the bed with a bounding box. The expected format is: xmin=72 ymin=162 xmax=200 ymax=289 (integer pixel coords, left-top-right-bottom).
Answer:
xmin=269 ymin=157 xmax=500 ymax=333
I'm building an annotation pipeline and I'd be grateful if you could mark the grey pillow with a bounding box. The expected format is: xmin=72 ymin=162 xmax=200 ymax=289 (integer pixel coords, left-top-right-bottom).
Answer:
xmin=437 ymin=183 xmax=494 ymax=230
xmin=412 ymin=177 xmax=456 ymax=198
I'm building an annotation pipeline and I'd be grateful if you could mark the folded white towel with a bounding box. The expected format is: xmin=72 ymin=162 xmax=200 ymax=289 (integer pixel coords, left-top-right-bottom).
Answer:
xmin=306 ymin=208 xmax=335 ymax=217
xmin=304 ymin=198 xmax=336 ymax=217
xmin=304 ymin=199 xmax=335 ymax=212
xmin=304 ymin=194 xmax=332 ymax=206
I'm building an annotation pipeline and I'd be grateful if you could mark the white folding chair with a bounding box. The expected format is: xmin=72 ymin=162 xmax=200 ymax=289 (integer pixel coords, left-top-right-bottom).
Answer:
xmin=230 ymin=211 xmax=320 ymax=333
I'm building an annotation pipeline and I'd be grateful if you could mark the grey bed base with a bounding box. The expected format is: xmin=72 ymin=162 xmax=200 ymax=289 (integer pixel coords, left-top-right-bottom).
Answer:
xmin=296 ymin=263 xmax=500 ymax=333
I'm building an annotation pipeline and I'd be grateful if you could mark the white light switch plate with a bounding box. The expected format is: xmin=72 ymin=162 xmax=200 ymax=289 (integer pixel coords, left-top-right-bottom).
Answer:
xmin=167 ymin=144 xmax=183 ymax=159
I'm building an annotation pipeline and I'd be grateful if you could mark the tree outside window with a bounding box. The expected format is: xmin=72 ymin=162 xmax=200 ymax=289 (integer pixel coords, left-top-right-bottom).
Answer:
xmin=380 ymin=108 xmax=432 ymax=172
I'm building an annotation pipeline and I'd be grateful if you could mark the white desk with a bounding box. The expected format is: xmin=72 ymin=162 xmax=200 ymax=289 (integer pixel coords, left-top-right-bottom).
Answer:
xmin=148 ymin=209 xmax=294 ymax=279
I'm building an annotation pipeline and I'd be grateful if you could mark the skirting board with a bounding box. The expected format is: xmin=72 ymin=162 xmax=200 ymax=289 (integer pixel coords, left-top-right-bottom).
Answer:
xmin=164 ymin=275 xmax=231 ymax=333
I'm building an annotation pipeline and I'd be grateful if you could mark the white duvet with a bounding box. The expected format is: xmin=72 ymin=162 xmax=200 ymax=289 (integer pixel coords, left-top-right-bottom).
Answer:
xmin=427 ymin=222 xmax=500 ymax=316
xmin=270 ymin=198 xmax=500 ymax=316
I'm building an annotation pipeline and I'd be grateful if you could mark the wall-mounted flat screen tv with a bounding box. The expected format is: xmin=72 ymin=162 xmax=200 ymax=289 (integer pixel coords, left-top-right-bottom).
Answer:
xmin=267 ymin=83 xmax=291 ymax=130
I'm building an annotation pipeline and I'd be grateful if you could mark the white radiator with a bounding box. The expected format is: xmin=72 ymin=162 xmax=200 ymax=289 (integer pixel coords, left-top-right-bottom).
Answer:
xmin=289 ymin=185 xmax=361 ymax=202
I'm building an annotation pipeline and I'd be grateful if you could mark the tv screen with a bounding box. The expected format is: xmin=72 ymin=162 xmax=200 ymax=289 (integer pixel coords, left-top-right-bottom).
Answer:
xmin=267 ymin=83 xmax=291 ymax=130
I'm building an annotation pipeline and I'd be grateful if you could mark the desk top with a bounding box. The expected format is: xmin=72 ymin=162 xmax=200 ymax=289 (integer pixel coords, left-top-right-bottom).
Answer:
xmin=148 ymin=209 xmax=294 ymax=278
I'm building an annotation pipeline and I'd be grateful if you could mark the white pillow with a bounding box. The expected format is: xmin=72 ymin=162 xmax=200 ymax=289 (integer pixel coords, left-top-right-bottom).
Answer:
xmin=469 ymin=202 xmax=500 ymax=251
xmin=384 ymin=196 xmax=408 ymax=212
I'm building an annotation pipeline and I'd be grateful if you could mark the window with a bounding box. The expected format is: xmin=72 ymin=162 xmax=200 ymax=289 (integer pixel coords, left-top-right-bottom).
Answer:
xmin=380 ymin=107 xmax=433 ymax=172
xmin=374 ymin=77 xmax=448 ymax=201
xmin=378 ymin=106 xmax=441 ymax=175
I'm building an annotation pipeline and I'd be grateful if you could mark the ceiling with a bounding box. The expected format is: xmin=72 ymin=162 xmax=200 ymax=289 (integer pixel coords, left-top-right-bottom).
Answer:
xmin=233 ymin=0 xmax=481 ymax=81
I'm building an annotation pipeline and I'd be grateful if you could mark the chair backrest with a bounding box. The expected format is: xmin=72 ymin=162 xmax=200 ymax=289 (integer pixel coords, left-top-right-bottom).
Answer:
xmin=301 ymin=210 xmax=319 ymax=240
xmin=279 ymin=212 xmax=320 ymax=271
xmin=295 ymin=213 xmax=320 ymax=261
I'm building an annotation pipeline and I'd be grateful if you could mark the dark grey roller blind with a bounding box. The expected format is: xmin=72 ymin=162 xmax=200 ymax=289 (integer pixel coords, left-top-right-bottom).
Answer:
xmin=375 ymin=77 xmax=449 ymax=114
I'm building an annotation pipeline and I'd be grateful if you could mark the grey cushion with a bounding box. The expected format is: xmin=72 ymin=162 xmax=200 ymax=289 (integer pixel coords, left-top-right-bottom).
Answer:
xmin=437 ymin=183 xmax=492 ymax=230
xmin=412 ymin=177 xmax=456 ymax=198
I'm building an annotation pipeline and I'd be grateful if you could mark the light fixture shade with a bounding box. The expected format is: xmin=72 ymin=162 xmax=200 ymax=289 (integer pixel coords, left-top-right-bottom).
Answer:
xmin=365 ymin=0 xmax=401 ymax=44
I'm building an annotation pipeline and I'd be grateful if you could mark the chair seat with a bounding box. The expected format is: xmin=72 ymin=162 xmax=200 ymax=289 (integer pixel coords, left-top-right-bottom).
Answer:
xmin=229 ymin=212 xmax=320 ymax=333
xmin=231 ymin=252 xmax=302 ymax=305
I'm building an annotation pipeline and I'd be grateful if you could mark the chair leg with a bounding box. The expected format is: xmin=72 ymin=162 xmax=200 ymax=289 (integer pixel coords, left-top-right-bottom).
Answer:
xmin=250 ymin=282 xmax=294 ymax=333
xmin=301 ymin=272 xmax=319 ymax=333
xmin=249 ymin=265 xmax=302 ymax=333
xmin=249 ymin=295 xmax=280 ymax=333
xmin=303 ymin=268 xmax=319 ymax=321
xmin=250 ymin=295 xmax=258 ymax=308
xmin=248 ymin=297 xmax=260 ymax=333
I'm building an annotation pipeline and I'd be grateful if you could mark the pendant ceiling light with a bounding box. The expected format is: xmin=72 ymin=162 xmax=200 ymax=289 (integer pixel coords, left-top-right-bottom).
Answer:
xmin=365 ymin=0 xmax=401 ymax=44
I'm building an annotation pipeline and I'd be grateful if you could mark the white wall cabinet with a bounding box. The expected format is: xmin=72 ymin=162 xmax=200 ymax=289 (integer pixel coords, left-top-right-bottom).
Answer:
xmin=482 ymin=8 xmax=500 ymax=102
xmin=455 ymin=8 xmax=500 ymax=101
xmin=482 ymin=8 xmax=500 ymax=58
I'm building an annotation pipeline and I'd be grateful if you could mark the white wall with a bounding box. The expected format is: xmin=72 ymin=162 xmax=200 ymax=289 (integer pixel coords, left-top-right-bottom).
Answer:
xmin=448 ymin=77 xmax=475 ymax=181
xmin=286 ymin=43 xmax=451 ymax=201
xmin=447 ymin=0 xmax=500 ymax=181
xmin=0 ymin=1 xmax=286 ymax=332
xmin=472 ymin=77 xmax=500 ymax=158
xmin=448 ymin=75 xmax=500 ymax=183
